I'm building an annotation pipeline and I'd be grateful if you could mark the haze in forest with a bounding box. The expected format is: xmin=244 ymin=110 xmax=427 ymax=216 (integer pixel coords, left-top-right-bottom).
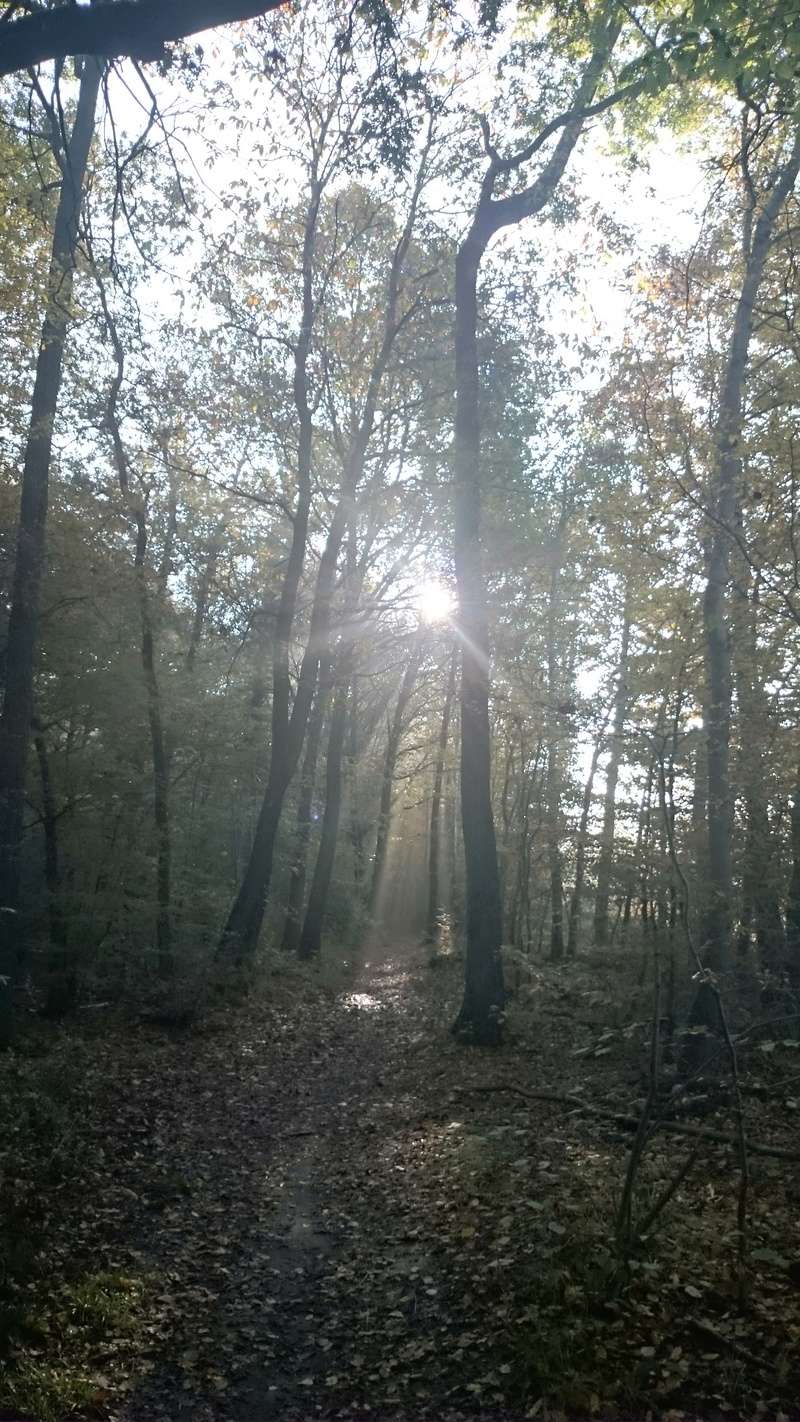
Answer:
xmin=1 ymin=1 xmax=800 ymax=1418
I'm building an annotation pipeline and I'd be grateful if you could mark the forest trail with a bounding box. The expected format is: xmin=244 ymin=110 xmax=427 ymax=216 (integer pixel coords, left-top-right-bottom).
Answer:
xmin=4 ymin=944 xmax=800 ymax=1422
xmin=112 ymin=940 xmax=495 ymax=1422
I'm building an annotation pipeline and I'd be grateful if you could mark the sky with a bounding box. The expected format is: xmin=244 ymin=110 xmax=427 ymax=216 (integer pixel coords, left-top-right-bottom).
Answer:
xmin=95 ymin=12 xmax=716 ymax=826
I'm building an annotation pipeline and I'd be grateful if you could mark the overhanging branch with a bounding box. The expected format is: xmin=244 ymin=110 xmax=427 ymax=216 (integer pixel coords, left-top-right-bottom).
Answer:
xmin=0 ymin=0 xmax=287 ymax=77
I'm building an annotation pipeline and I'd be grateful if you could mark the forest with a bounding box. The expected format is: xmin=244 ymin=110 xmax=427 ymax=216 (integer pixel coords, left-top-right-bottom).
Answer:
xmin=1 ymin=0 xmax=800 ymax=1418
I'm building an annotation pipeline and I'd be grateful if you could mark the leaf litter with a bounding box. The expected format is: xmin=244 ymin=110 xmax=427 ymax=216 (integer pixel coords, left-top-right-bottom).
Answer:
xmin=0 ymin=943 xmax=799 ymax=1422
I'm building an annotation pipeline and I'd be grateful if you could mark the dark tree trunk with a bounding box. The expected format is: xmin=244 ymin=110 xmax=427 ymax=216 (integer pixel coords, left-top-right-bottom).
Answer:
xmin=187 ymin=538 xmax=220 ymax=671
xmin=544 ymin=509 xmax=570 ymax=964
xmin=448 ymin=10 xmax=620 ymax=1040
xmin=219 ymin=127 xmax=430 ymax=965
xmin=567 ymin=718 xmax=608 ymax=958
xmin=732 ymin=568 xmax=785 ymax=969
xmin=346 ymin=672 xmax=367 ymax=894
xmin=451 ymin=237 xmax=505 ymax=1041
xmin=97 ymin=286 xmax=175 ymax=979
xmin=217 ymin=172 xmax=322 ymax=963
xmin=0 ymin=58 xmax=102 ymax=1042
xmin=423 ymin=648 xmax=457 ymax=945
xmin=280 ymin=655 xmax=332 ymax=954
xmin=786 ymin=770 xmax=800 ymax=989
xmin=33 ymin=721 xmax=71 ymax=1015
xmin=593 ymin=612 xmax=630 ymax=945
xmin=368 ymin=633 xmax=424 ymax=918
xmin=298 ymin=669 xmax=349 ymax=961
xmin=134 ymin=510 xmax=173 ymax=977
xmin=694 ymin=129 xmax=800 ymax=1035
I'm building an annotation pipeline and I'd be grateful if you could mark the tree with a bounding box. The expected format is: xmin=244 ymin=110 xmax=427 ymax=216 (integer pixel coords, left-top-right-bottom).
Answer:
xmin=692 ymin=117 xmax=800 ymax=1036
xmin=451 ymin=5 xmax=627 ymax=1043
xmin=0 ymin=0 xmax=286 ymax=77
xmin=0 ymin=58 xmax=102 ymax=1041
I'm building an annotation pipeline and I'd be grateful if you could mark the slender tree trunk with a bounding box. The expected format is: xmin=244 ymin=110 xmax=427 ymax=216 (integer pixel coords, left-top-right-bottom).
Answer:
xmin=367 ymin=633 xmax=424 ymax=918
xmin=544 ymin=499 xmax=571 ymax=964
xmin=423 ymin=648 xmax=457 ymax=945
xmin=0 ymin=58 xmax=102 ymax=1039
xmin=451 ymin=237 xmax=505 ymax=1039
xmin=157 ymin=453 xmax=179 ymax=593
xmin=732 ymin=568 xmax=785 ymax=969
xmin=33 ymin=720 xmax=71 ymax=1014
xmin=567 ymin=719 xmax=608 ymax=958
xmin=346 ymin=672 xmax=367 ymax=895
xmin=217 ymin=173 xmax=323 ymax=963
xmin=187 ymin=537 xmax=220 ymax=671
xmin=219 ymin=126 xmax=431 ymax=964
xmin=298 ymin=669 xmax=349 ymax=960
xmin=786 ymin=769 xmax=800 ymax=989
xmin=280 ymin=654 xmax=332 ymax=954
xmin=133 ymin=509 xmax=173 ymax=976
xmin=93 ymin=266 xmax=174 ymax=979
xmin=593 ymin=612 xmax=631 ymax=945
xmin=694 ymin=128 xmax=800 ymax=1034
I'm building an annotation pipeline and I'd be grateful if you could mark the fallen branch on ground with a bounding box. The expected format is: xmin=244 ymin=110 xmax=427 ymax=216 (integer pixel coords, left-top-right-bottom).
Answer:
xmin=455 ymin=1083 xmax=800 ymax=1162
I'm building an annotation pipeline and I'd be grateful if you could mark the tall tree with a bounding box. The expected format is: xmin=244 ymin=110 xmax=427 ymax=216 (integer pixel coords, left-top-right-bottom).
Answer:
xmin=451 ymin=8 xmax=625 ymax=1042
xmin=0 ymin=57 xmax=102 ymax=1039
xmin=693 ymin=118 xmax=800 ymax=1034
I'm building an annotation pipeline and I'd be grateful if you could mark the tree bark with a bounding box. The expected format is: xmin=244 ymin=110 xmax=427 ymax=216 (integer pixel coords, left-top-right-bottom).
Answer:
xmin=593 ymin=612 xmax=631 ymax=945
xmin=423 ymin=648 xmax=457 ymax=945
xmin=280 ymin=654 xmax=332 ymax=954
xmin=33 ymin=720 xmax=71 ymax=1014
xmin=544 ymin=500 xmax=570 ymax=964
xmin=298 ymin=669 xmax=349 ymax=960
xmin=694 ymin=127 xmax=800 ymax=1033
xmin=0 ymin=57 xmax=101 ymax=1042
xmin=367 ymin=633 xmax=424 ymax=919
xmin=186 ymin=537 xmax=220 ymax=672
xmin=217 ymin=165 xmax=322 ymax=964
xmin=567 ymin=715 xmax=609 ymax=958
xmin=0 ymin=0 xmax=287 ymax=77
xmin=96 ymin=280 xmax=174 ymax=979
xmin=731 ymin=566 xmax=785 ymax=968
xmin=134 ymin=508 xmax=173 ymax=977
xmin=450 ymin=12 xmax=620 ymax=1041
xmin=219 ymin=123 xmax=431 ymax=964
xmin=786 ymin=769 xmax=800 ymax=989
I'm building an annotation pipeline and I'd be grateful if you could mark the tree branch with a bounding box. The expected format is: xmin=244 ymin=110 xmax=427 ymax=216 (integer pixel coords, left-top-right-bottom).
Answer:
xmin=0 ymin=0 xmax=287 ymax=77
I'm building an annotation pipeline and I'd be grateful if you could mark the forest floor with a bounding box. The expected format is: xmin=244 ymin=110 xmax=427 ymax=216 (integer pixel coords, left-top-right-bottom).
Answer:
xmin=1 ymin=939 xmax=800 ymax=1422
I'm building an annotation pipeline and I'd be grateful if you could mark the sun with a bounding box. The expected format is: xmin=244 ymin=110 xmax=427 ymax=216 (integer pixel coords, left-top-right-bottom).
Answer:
xmin=417 ymin=579 xmax=455 ymax=625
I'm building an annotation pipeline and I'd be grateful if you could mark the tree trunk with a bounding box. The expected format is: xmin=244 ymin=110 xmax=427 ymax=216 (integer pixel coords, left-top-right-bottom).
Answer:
xmin=694 ymin=128 xmax=800 ymax=1034
xmin=447 ymin=18 xmax=620 ymax=1033
xmin=280 ymin=654 xmax=332 ymax=954
xmin=219 ymin=122 xmax=430 ymax=964
xmin=451 ymin=237 xmax=505 ymax=1041
xmin=346 ymin=671 xmax=367 ymax=895
xmin=567 ymin=719 xmax=608 ymax=958
xmin=298 ymin=670 xmax=349 ymax=960
xmin=187 ymin=537 xmax=220 ymax=671
xmin=786 ymin=769 xmax=800 ymax=989
xmin=544 ymin=499 xmax=571 ymax=964
xmin=0 ymin=58 xmax=102 ymax=1042
xmin=33 ymin=720 xmax=71 ymax=1014
xmin=423 ymin=648 xmax=457 ymax=945
xmin=217 ymin=173 xmax=323 ymax=963
xmin=732 ymin=567 xmax=785 ymax=969
xmin=134 ymin=509 xmax=173 ymax=977
xmin=367 ymin=633 xmax=424 ymax=919
xmin=593 ymin=612 xmax=631 ymax=945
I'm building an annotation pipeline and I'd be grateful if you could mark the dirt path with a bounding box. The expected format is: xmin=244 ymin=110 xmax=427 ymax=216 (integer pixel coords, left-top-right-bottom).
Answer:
xmin=4 ymin=943 xmax=800 ymax=1422
xmin=115 ymin=945 xmax=448 ymax=1422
